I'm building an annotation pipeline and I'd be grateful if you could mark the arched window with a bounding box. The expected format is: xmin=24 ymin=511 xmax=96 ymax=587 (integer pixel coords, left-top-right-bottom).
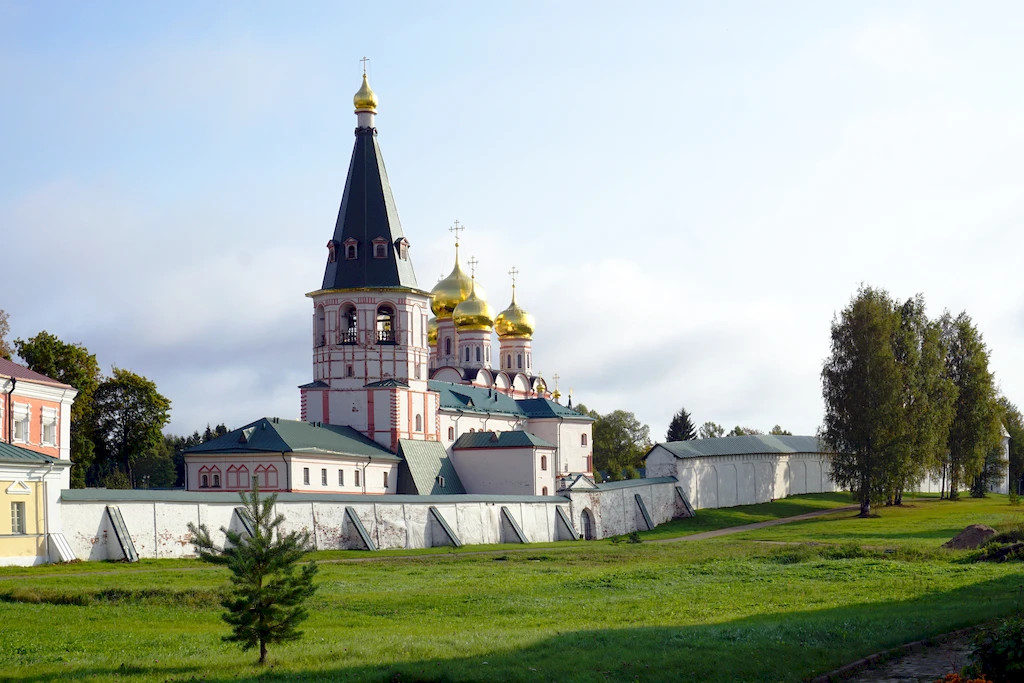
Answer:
xmin=448 ymin=426 xmax=454 ymax=440
xmin=227 ymin=465 xmax=239 ymax=488
xmin=383 ymin=472 xmax=389 ymax=488
xmin=445 ymin=338 xmax=452 ymax=355
xmin=542 ymin=487 xmax=548 ymax=496
xmin=541 ymin=455 xmax=547 ymax=471
xmin=527 ymin=352 xmax=531 ymax=368
xmin=265 ymin=465 xmax=279 ymax=488
xmin=475 ymin=346 xmax=481 ymax=362
xmin=517 ymin=353 xmax=523 ymax=369
xmin=213 ymin=473 xmax=221 ymax=488
xmin=238 ymin=466 xmax=249 ymax=488
xmin=346 ymin=244 xmax=357 ymax=259
xmin=315 ymin=307 xmax=326 ymax=347
xmin=581 ymin=433 xmax=588 ymax=447
xmin=415 ymin=414 xmax=423 ymax=432
xmin=376 ymin=305 xmax=395 ymax=343
xmin=341 ymin=305 xmax=358 ymax=344
xmin=465 ymin=347 xmax=470 ymax=362
xmin=506 ymin=353 xmax=511 ymax=369
xmin=200 ymin=474 xmax=209 ymax=488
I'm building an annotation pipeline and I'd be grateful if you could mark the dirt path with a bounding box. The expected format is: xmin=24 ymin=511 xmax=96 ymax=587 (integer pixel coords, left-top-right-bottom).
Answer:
xmin=647 ymin=504 xmax=861 ymax=543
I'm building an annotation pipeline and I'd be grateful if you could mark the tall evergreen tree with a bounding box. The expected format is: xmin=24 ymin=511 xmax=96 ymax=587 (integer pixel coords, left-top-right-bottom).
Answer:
xmin=14 ymin=332 xmax=102 ymax=487
xmin=189 ymin=483 xmax=318 ymax=665
xmin=821 ymin=286 xmax=905 ymax=516
xmin=944 ymin=313 xmax=1002 ymax=500
xmin=665 ymin=407 xmax=697 ymax=442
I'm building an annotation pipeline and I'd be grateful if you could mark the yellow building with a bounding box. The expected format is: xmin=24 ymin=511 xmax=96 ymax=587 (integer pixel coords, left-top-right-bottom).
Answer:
xmin=0 ymin=442 xmax=70 ymax=566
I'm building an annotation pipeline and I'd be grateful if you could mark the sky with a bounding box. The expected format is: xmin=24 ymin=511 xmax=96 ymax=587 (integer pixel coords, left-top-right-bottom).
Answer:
xmin=2 ymin=2 xmax=1023 ymax=440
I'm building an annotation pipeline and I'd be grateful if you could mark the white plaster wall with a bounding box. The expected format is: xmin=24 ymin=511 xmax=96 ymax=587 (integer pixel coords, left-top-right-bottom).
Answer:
xmin=450 ymin=448 xmax=534 ymax=495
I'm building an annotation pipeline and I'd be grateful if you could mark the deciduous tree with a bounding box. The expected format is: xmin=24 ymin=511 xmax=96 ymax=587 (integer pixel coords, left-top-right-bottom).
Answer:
xmin=699 ymin=421 xmax=724 ymax=439
xmin=727 ymin=426 xmax=764 ymax=437
xmin=14 ymin=332 xmax=102 ymax=487
xmin=666 ymin=407 xmax=697 ymax=442
xmin=999 ymin=397 xmax=1024 ymax=495
xmin=93 ymin=367 xmax=171 ymax=487
xmin=593 ymin=410 xmax=651 ymax=481
xmin=189 ymin=483 xmax=318 ymax=665
xmin=0 ymin=309 xmax=11 ymax=360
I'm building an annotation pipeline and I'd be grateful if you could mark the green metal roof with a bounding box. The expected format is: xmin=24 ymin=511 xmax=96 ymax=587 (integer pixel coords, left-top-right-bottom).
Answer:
xmin=646 ymin=435 xmax=825 ymax=460
xmin=595 ymin=476 xmax=677 ymax=490
xmin=0 ymin=442 xmax=66 ymax=466
xmin=185 ymin=417 xmax=400 ymax=461
xmin=453 ymin=431 xmax=555 ymax=449
xmin=427 ymin=380 xmax=594 ymax=421
xmin=396 ymin=439 xmax=466 ymax=495
xmin=364 ymin=379 xmax=409 ymax=388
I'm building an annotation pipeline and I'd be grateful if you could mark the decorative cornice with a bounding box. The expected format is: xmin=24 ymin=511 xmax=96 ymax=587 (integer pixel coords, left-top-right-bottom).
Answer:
xmin=354 ymin=127 xmax=378 ymax=136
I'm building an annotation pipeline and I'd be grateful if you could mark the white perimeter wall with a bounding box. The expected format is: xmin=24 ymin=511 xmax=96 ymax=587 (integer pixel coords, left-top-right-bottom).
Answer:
xmin=645 ymin=449 xmax=836 ymax=510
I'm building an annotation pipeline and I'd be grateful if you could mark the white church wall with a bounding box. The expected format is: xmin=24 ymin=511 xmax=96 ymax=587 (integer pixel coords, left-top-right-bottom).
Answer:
xmin=449 ymin=448 xmax=536 ymax=495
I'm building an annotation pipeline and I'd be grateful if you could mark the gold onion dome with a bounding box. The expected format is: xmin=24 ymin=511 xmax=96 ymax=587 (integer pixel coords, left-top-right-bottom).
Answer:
xmin=353 ymin=73 xmax=378 ymax=112
xmin=495 ymin=291 xmax=535 ymax=339
xmin=427 ymin=317 xmax=438 ymax=346
xmin=430 ymin=252 xmax=477 ymax=319
xmin=453 ymin=282 xmax=495 ymax=332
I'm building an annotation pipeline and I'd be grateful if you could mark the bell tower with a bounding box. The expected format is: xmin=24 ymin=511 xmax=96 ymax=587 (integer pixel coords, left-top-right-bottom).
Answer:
xmin=301 ymin=66 xmax=437 ymax=449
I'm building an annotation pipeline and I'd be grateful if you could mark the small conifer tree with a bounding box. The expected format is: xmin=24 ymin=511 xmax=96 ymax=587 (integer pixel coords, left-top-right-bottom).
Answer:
xmin=188 ymin=482 xmax=318 ymax=665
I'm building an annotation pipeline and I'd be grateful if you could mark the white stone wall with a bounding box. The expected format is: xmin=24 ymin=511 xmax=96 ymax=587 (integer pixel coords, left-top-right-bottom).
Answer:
xmin=565 ymin=480 xmax=682 ymax=539
xmin=59 ymin=493 xmax=578 ymax=561
xmin=645 ymin=448 xmax=836 ymax=510
xmin=449 ymin=447 xmax=557 ymax=495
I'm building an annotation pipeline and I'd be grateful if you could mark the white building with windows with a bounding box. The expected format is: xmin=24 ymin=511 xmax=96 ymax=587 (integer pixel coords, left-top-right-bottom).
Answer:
xmin=185 ymin=72 xmax=593 ymax=496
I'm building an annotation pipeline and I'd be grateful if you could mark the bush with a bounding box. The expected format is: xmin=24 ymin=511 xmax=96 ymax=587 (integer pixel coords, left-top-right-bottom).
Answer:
xmin=970 ymin=616 xmax=1024 ymax=682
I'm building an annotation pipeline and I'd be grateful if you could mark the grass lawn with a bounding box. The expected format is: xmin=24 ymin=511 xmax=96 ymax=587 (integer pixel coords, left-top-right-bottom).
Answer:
xmin=0 ymin=494 xmax=1021 ymax=683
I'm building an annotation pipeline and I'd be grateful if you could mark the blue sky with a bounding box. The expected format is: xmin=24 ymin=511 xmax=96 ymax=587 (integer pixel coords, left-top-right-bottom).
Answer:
xmin=3 ymin=2 xmax=1023 ymax=439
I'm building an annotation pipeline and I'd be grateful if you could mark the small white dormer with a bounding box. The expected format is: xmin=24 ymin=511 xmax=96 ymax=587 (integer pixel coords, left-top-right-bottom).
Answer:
xmin=372 ymin=236 xmax=389 ymax=259
xmin=343 ymin=237 xmax=359 ymax=260
xmin=395 ymin=237 xmax=410 ymax=260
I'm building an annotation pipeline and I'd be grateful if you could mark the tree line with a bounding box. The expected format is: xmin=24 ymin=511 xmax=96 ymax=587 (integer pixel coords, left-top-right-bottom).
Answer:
xmin=821 ymin=287 xmax=1017 ymax=516
xmin=3 ymin=315 xmax=227 ymax=488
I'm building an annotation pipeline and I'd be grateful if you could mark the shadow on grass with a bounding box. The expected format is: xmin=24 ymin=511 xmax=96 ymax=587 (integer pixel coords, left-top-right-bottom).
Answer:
xmin=7 ymin=574 xmax=1019 ymax=683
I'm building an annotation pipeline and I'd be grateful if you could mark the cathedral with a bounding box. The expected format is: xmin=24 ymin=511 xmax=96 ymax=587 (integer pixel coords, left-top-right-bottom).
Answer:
xmin=185 ymin=72 xmax=594 ymax=497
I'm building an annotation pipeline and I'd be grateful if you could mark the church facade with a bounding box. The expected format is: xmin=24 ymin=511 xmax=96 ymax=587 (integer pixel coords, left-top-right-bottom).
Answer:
xmin=186 ymin=72 xmax=593 ymax=496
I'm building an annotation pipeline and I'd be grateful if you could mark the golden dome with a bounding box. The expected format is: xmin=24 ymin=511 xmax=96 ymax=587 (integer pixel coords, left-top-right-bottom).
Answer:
xmin=427 ymin=316 xmax=438 ymax=346
xmin=430 ymin=249 xmax=476 ymax=319
xmin=453 ymin=281 xmax=495 ymax=332
xmin=495 ymin=290 xmax=535 ymax=339
xmin=353 ymin=73 xmax=378 ymax=112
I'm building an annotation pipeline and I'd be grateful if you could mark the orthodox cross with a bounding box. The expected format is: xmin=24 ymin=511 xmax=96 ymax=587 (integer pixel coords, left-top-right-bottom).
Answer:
xmin=360 ymin=56 xmax=370 ymax=74
xmin=508 ymin=266 xmax=519 ymax=291
xmin=468 ymin=256 xmax=479 ymax=278
xmin=449 ymin=220 xmax=464 ymax=247
xmin=552 ymin=373 xmax=561 ymax=391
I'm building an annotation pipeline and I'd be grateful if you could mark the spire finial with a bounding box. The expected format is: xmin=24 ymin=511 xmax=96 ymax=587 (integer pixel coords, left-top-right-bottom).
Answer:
xmin=449 ymin=220 xmax=465 ymax=248
xmin=468 ymin=256 xmax=479 ymax=279
xmin=360 ymin=56 xmax=370 ymax=75
xmin=508 ymin=266 xmax=519 ymax=303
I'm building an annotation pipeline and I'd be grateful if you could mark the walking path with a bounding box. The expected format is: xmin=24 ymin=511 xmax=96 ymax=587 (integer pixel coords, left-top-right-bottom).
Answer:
xmin=648 ymin=504 xmax=860 ymax=543
xmin=813 ymin=632 xmax=974 ymax=683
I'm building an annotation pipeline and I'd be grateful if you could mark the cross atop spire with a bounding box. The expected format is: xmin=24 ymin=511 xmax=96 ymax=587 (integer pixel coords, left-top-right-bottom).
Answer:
xmin=508 ymin=266 xmax=519 ymax=289
xmin=360 ymin=56 xmax=370 ymax=74
xmin=449 ymin=220 xmax=464 ymax=247
xmin=468 ymin=256 xmax=479 ymax=279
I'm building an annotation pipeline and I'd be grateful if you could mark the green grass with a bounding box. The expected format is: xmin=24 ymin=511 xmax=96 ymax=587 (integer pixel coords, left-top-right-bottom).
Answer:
xmin=636 ymin=491 xmax=855 ymax=541
xmin=1 ymin=494 xmax=1022 ymax=683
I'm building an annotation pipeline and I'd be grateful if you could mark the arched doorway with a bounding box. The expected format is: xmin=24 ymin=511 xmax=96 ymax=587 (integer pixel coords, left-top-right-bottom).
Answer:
xmin=581 ymin=509 xmax=595 ymax=540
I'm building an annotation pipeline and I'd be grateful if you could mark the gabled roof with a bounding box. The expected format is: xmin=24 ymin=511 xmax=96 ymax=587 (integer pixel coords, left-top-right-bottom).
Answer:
xmin=185 ymin=417 xmax=400 ymax=461
xmin=453 ymin=431 xmax=555 ymax=450
xmin=0 ymin=441 xmax=66 ymax=465
xmin=396 ymin=439 xmax=466 ymax=495
xmin=647 ymin=435 xmax=825 ymax=460
xmin=0 ymin=358 xmax=74 ymax=389
xmin=319 ymin=130 xmax=421 ymax=292
xmin=427 ymin=380 xmax=595 ymax=421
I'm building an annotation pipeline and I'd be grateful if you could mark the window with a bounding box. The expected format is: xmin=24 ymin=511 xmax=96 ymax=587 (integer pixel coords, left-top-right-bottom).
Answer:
xmin=10 ymin=502 xmax=26 ymax=534
xmin=321 ymin=468 xmax=327 ymax=486
xmin=506 ymin=353 xmax=511 ymax=369
xmin=227 ymin=466 xmax=238 ymax=488
xmin=475 ymin=347 xmax=481 ymax=362
xmin=339 ymin=469 xmax=345 ymax=486
xmin=517 ymin=353 xmax=523 ymax=369
xmin=436 ymin=475 xmax=445 ymax=488
xmin=12 ymin=404 xmax=28 ymax=443
xmin=415 ymin=414 xmax=423 ymax=432
xmin=255 ymin=465 xmax=279 ymax=489
xmin=581 ymin=433 xmax=588 ymax=447
xmin=383 ymin=472 xmax=389 ymax=488
xmin=542 ymin=487 xmax=548 ymax=496
xmin=201 ymin=474 xmax=209 ymax=488
xmin=344 ymin=238 xmax=358 ymax=260
xmin=316 ymin=307 xmax=326 ymax=347
xmin=527 ymin=352 xmax=531 ymax=368
xmin=374 ymin=243 xmax=387 ymax=258
xmin=303 ymin=467 xmax=310 ymax=485
xmin=445 ymin=338 xmax=452 ymax=355
xmin=376 ymin=305 xmax=395 ymax=343
xmin=347 ymin=365 xmax=354 ymax=377
xmin=213 ymin=473 xmax=221 ymax=488
xmin=448 ymin=427 xmax=454 ymax=440
xmin=41 ymin=408 xmax=57 ymax=446
xmin=541 ymin=455 xmax=548 ymax=471
xmin=326 ymin=241 xmax=337 ymax=263
xmin=354 ymin=469 xmax=361 ymax=487
xmin=341 ymin=305 xmax=358 ymax=344
xmin=465 ymin=347 xmax=470 ymax=362
xmin=396 ymin=238 xmax=409 ymax=260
